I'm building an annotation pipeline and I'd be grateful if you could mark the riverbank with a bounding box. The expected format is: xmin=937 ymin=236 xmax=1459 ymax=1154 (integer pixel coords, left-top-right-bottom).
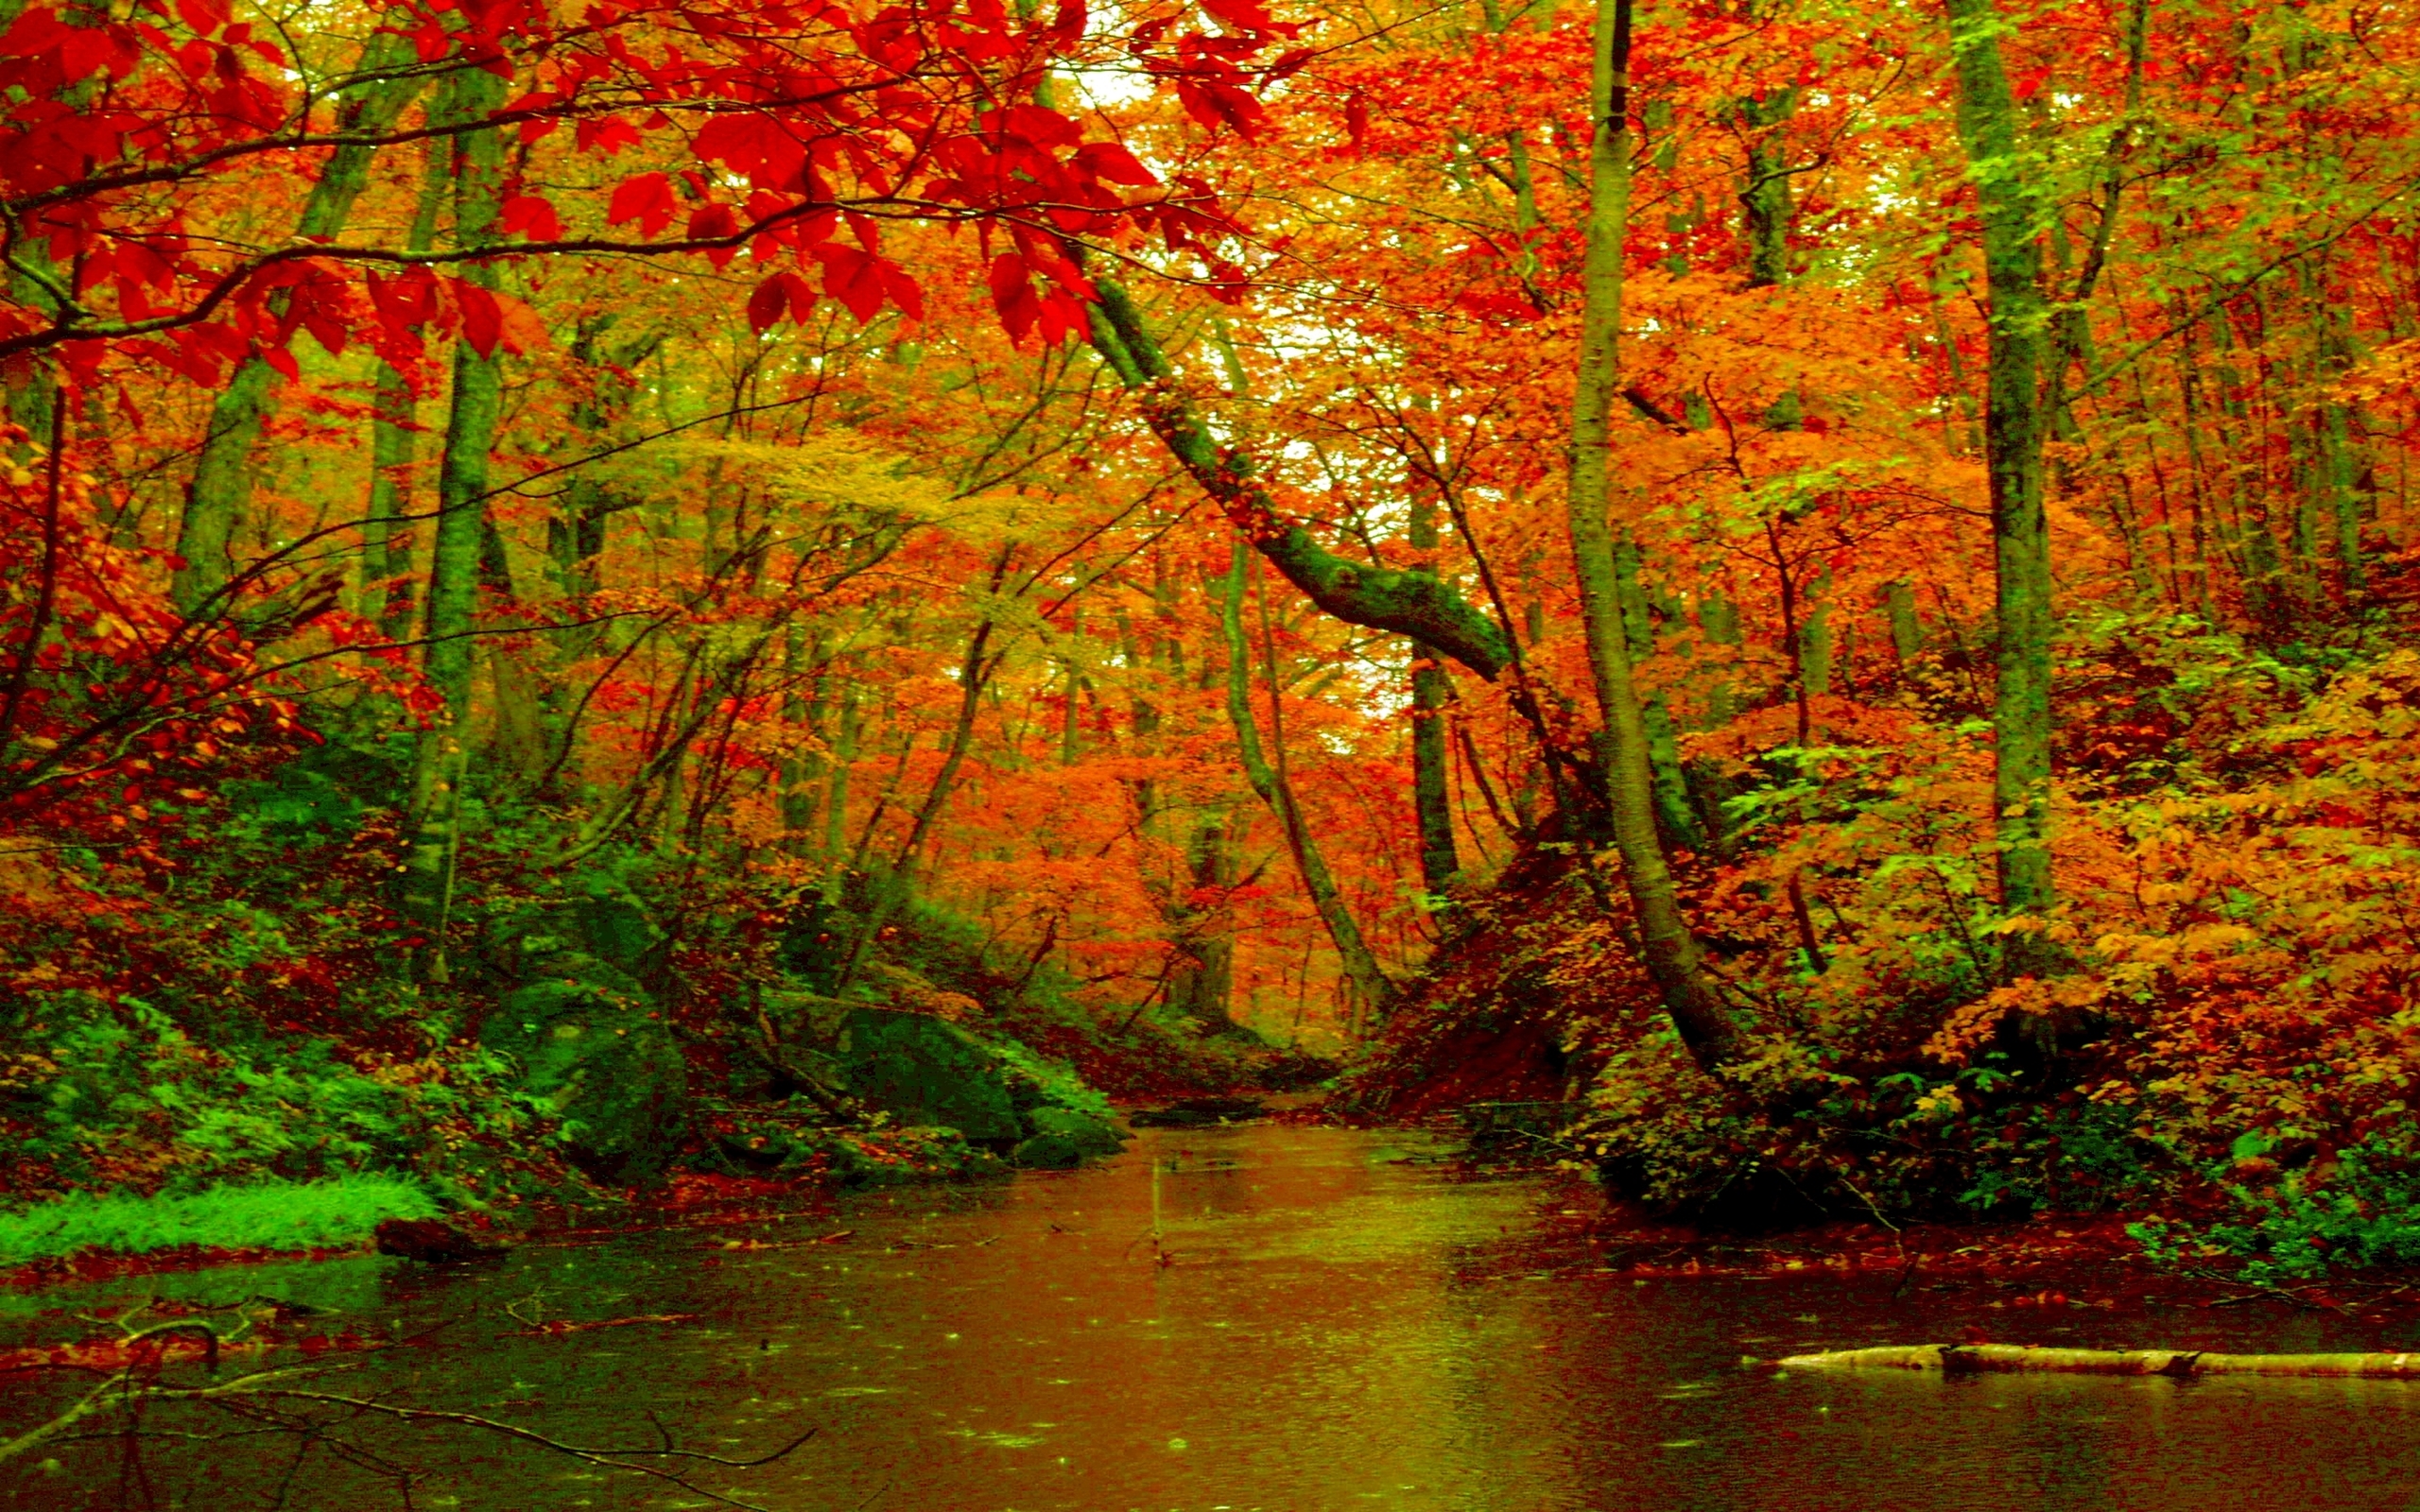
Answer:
xmin=14 ymin=1122 xmax=2419 ymax=1340
xmin=0 ymin=1135 xmax=1001 ymax=1293
xmin=0 ymin=1093 xmax=1311 ymax=1294
xmin=1479 ymin=1199 xmax=2420 ymax=1332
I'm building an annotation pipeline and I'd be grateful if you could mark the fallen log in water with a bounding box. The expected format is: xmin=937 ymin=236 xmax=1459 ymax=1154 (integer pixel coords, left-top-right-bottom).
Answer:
xmin=1777 ymin=1344 xmax=2420 ymax=1379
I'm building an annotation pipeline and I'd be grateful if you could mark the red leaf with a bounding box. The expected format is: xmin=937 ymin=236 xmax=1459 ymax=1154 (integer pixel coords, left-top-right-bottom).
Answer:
xmin=607 ymin=172 xmax=678 ymax=236
xmin=1176 ymin=79 xmax=1263 ymax=141
xmin=815 ymin=244 xmax=886 ymax=323
xmin=456 ymin=283 xmax=503 ymax=358
xmin=497 ymin=194 xmax=562 ymax=242
xmin=1266 ymin=46 xmax=1314 ymax=79
xmin=1198 ymin=0 xmax=1270 ymax=31
xmin=576 ymin=115 xmax=643 ymax=156
xmin=884 ymin=265 xmax=924 ymax=322
xmin=746 ymin=272 xmax=793 ymax=334
xmin=688 ymin=202 xmax=740 ymax=267
xmin=989 ymin=252 xmax=1036 ymax=343
xmin=1074 ymin=141 xmax=1156 ymax=186
xmin=174 ymin=0 xmax=227 ymax=38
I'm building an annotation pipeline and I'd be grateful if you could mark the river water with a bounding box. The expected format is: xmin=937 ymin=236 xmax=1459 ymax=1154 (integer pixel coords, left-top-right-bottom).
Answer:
xmin=8 ymin=1125 xmax=2420 ymax=1510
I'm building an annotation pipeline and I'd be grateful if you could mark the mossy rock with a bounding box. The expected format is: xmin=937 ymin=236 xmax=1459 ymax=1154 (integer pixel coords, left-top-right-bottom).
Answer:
xmin=706 ymin=1124 xmax=818 ymax=1176
xmin=837 ymin=1008 xmax=1019 ymax=1144
xmin=832 ymin=1128 xmax=1010 ymax=1188
xmin=482 ymin=954 xmax=689 ymax=1186
xmin=1011 ymin=1134 xmax=1086 ymax=1170
xmin=567 ymin=882 xmax=662 ymax=970
xmin=1023 ymin=1107 xmax=1128 ymax=1158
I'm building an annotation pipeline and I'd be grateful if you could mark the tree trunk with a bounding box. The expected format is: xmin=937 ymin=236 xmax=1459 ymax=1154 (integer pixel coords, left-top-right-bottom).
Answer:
xmin=1407 ymin=493 xmax=1461 ymax=895
xmin=172 ymin=29 xmax=425 ymax=616
xmin=1944 ymin=0 xmax=2059 ymax=947
xmin=1564 ymin=0 xmax=1747 ymax=1071
xmin=368 ymin=137 xmax=452 ymax=641
xmin=1220 ymin=538 xmax=1394 ymax=1021
xmin=1884 ymin=580 xmax=1924 ymax=667
xmin=1168 ymin=813 xmax=1241 ymax=1035
xmin=1736 ymin=87 xmax=1797 ymax=289
xmin=821 ymin=681 xmax=860 ymax=881
xmin=1614 ymin=530 xmax=1705 ymax=851
xmin=400 ymin=62 xmax=510 ymax=984
xmin=479 ymin=513 xmax=545 ymax=787
xmin=779 ymin=626 xmax=822 ymax=847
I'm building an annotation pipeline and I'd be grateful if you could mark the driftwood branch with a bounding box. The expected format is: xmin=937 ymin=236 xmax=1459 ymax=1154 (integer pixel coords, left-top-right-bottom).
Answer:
xmin=1779 ymin=1344 xmax=2420 ymax=1379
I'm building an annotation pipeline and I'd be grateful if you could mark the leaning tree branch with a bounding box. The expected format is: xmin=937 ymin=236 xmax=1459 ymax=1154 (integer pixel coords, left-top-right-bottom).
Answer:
xmin=1071 ymin=251 xmax=1516 ymax=681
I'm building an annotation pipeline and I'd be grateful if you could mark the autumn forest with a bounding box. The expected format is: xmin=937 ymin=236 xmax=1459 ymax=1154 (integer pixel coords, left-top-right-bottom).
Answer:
xmin=3 ymin=0 xmax=2420 ymax=1494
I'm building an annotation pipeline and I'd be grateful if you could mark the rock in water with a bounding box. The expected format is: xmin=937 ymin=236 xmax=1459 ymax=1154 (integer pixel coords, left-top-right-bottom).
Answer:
xmin=1127 ymin=1108 xmax=1215 ymax=1128
xmin=480 ymin=953 xmax=690 ymax=1185
xmin=837 ymin=1008 xmax=1021 ymax=1145
xmin=1176 ymin=1096 xmax=1267 ymax=1119
xmin=374 ymin=1218 xmax=502 ymax=1263
xmin=1011 ymin=1133 xmax=1087 ymax=1169
xmin=1025 ymin=1107 xmax=1130 ymax=1157
xmin=1129 ymin=1097 xmax=1266 ymax=1129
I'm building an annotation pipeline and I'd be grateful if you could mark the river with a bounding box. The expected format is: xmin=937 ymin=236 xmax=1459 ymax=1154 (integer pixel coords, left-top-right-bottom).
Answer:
xmin=7 ymin=1125 xmax=2419 ymax=1510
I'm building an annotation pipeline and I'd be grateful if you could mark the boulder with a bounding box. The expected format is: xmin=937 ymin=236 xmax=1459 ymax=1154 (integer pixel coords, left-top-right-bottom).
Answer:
xmin=566 ymin=880 xmax=662 ymax=970
xmin=1011 ymin=1134 xmax=1086 ymax=1170
xmin=836 ymin=1008 xmax=1020 ymax=1145
xmin=481 ymin=954 xmax=690 ymax=1185
xmin=1024 ymin=1106 xmax=1129 ymax=1158
xmin=374 ymin=1217 xmax=503 ymax=1263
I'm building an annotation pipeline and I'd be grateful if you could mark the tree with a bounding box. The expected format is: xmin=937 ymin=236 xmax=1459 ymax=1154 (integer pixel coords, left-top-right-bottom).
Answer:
xmin=1942 ymin=0 xmax=2059 ymax=957
xmin=1559 ymin=0 xmax=1746 ymax=1069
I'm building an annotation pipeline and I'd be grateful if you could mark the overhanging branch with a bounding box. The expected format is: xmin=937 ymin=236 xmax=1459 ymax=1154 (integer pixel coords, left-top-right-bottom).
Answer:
xmin=1076 ymin=262 xmax=1515 ymax=680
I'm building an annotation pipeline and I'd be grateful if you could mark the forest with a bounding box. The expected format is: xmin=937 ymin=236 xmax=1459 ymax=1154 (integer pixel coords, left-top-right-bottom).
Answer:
xmin=0 ymin=0 xmax=2418 ymax=1497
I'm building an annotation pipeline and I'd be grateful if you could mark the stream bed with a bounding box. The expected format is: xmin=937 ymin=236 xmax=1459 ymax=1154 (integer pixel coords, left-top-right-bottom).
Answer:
xmin=8 ymin=1125 xmax=2419 ymax=1510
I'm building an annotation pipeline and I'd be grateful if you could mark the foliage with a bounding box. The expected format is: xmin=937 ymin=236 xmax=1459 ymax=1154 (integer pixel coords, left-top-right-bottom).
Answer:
xmin=2 ymin=0 xmax=2418 ymax=1260
xmin=2131 ymin=1136 xmax=2420 ymax=1283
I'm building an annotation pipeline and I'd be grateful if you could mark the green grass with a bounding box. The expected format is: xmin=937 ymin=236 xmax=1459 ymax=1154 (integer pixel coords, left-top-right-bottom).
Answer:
xmin=0 ymin=1176 xmax=441 ymax=1266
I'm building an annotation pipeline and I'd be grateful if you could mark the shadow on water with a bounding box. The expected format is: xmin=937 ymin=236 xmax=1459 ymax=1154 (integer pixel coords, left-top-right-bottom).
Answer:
xmin=7 ymin=1125 xmax=2419 ymax=1510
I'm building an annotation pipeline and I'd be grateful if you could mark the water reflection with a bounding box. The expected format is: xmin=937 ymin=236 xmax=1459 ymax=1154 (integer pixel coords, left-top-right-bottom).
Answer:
xmin=8 ymin=1126 xmax=2420 ymax=1510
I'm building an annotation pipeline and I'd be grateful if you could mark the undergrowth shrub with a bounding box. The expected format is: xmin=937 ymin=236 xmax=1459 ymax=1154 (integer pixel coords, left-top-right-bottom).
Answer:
xmin=2130 ymin=1134 xmax=2420 ymax=1281
xmin=1 ymin=990 xmax=562 ymax=1207
xmin=1553 ymin=626 xmax=2420 ymax=1231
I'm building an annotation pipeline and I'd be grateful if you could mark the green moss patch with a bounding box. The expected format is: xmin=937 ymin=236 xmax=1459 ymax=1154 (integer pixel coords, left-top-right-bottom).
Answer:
xmin=0 ymin=1175 xmax=439 ymax=1266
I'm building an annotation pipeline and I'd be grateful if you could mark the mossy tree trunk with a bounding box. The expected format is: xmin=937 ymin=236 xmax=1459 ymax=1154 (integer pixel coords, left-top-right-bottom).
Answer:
xmin=400 ymin=62 xmax=510 ymax=985
xmin=1081 ymin=276 xmax=1514 ymax=681
xmin=1945 ymin=0 xmax=2059 ymax=951
xmin=1613 ymin=531 xmax=1705 ymax=852
xmin=1564 ymin=0 xmax=1748 ymax=1071
xmin=1407 ymin=492 xmax=1461 ymax=896
xmin=1735 ymin=86 xmax=1798 ymax=289
xmin=368 ymin=136 xmax=454 ymax=641
xmin=1168 ymin=811 xmax=1241 ymax=1034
